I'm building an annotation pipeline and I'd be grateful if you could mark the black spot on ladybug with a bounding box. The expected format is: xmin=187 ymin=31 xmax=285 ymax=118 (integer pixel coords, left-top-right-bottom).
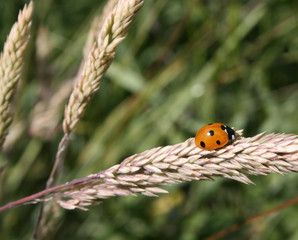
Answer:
xmin=216 ymin=140 xmax=221 ymax=145
xmin=226 ymin=126 xmax=236 ymax=141
xmin=200 ymin=141 xmax=205 ymax=148
xmin=208 ymin=130 xmax=214 ymax=136
xmin=220 ymin=125 xmax=226 ymax=130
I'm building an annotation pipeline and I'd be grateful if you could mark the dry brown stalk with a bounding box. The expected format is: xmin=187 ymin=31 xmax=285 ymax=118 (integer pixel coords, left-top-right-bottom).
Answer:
xmin=0 ymin=131 xmax=296 ymax=212
xmin=0 ymin=2 xmax=33 ymax=148
xmin=63 ymin=0 xmax=144 ymax=134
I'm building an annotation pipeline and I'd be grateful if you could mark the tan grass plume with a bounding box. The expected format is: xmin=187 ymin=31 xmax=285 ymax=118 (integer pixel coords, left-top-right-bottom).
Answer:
xmin=0 ymin=2 xmax=33 ymax=148
xmin=1 ymin=131 xmax=297 ymax=212
xmin=46 ymin=0 xmax=144 ymax=189
xmin=63 ymin=0 xmax=144 ymax=134
xmin=55 ymin=131 xmax=298 ymax=210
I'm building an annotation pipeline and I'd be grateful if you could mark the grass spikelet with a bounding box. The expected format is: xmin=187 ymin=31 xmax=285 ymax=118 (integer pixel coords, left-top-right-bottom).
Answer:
xmin=63 ymin=0 xmax=144 ymax=134
xmin=83 ymin=0 xmax=118 ymax=59
xmin=1 ymin=131 xmax=296 ymax=212
xmin=0 ymin=2 xmax=33 ymax=148
xmin=46 ymin=0 xmax=144 ymax=189
xmin=54 ymin=131 xmax=297 ymax=210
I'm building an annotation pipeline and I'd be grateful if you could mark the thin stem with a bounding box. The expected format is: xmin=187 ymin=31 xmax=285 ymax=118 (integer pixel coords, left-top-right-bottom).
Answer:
xmin=32 ymin=202 xmax=44 ymax=240
xmin=0 ymin=174 xmax=100 ymax=213
xmin=33 ymin=133 xmax=70 ymax=239
xmin=205 ymin=197 xmax=298 ymax=240
xmin=47 ymin=133 xmax=70 ymax=188
xmin=0 ymin=184 xmax=64 ymax=212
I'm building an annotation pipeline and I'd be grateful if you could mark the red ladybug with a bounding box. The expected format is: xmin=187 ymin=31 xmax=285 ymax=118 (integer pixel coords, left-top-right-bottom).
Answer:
xmin=195 ymin=123 xmax=236 ymax=150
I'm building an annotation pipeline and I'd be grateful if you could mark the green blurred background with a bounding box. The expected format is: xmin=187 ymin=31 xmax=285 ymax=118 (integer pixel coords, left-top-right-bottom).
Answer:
xmin=0 ymin=0 xmax=298 ymax=239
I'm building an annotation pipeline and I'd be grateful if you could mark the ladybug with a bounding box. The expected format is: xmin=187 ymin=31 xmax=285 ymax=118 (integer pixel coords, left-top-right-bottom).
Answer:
xmin=195 ymin=123 xmax=236 ymax=150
